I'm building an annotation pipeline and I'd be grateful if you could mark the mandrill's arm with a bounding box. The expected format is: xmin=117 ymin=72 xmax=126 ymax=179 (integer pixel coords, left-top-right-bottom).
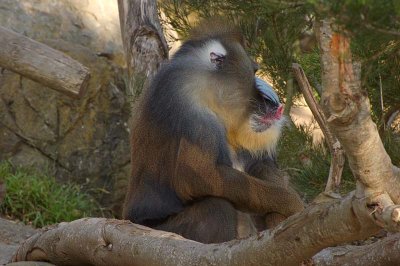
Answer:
xmin=173 ymin=138 xmax=304 ymax=217
xmin=243 ymin=155 xmax=302 ymax=228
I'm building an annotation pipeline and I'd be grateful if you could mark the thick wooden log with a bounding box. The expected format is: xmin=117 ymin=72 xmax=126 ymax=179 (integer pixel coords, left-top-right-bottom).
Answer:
xmin=0 ymin=26 xmax=90 ymax=98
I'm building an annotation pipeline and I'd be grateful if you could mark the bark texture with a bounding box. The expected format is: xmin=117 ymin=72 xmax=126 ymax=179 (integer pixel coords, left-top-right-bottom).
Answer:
xmin=118 ymin=0 xmax=168 ymax=98
xmin=313 ymin=233 xmax=400 ymax=266
xmin=10 ymin=198 xmax=378 ymax=266
xmin=316 ymin=19 xmax=400 ymax=230
xmin=0 ymin=26 xmax=90 ymax=98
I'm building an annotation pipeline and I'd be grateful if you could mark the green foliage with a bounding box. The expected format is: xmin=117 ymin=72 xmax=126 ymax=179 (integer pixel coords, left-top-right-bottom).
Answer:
xmin=0 ymin=162 xmax=96 ymax=227
xmin=278 ymin=124 xmax=354 ymax=201
xmin=278 ymin=123 xmax=400 ymax=201
xmin=295 ymin=48 xmax=322 ymax=95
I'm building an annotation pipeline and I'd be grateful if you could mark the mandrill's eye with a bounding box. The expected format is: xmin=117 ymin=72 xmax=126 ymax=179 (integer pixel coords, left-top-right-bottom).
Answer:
xmin=210 ymin=52 xmax=225 ymax=69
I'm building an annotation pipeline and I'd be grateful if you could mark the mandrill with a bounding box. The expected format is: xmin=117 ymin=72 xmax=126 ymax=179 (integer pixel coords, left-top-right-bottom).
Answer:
xmin=123 ymin=20 xmax=304 ymax=243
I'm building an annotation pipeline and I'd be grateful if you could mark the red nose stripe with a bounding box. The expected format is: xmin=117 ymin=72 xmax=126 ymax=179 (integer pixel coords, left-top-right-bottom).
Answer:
xmin=275 ymin=105 xmax=283 ymax=119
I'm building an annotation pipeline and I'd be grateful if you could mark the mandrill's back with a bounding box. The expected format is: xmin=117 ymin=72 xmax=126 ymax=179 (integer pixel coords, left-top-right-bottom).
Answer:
xmin=123 ymin=117 xmax=185 ymax=226
xmin=122 ymin=60 xmax=200 ymax=226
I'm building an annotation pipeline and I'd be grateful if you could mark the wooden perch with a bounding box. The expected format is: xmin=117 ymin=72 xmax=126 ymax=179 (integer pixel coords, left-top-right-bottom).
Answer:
xmin=292 ymin=63 xmax=345 ymax=192
xmin=0 ymin=26 xmax=90 ymax=98
xmin=11 ymin=196 xmax=380 ymax=266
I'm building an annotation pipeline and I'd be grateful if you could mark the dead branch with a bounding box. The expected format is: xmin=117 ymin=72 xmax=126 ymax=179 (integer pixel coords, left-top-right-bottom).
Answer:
xmin=292 ymin=63 xmax=345 ymax=192
xmin=0 ymin=26 xmax=90 ymax=98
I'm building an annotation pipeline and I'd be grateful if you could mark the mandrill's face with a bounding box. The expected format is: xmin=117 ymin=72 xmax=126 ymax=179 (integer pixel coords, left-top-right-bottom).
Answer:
xmin=202 ymin=39 xmax=284 ymax=134
xmin=190 ymin=37 xmax=284 ymax=154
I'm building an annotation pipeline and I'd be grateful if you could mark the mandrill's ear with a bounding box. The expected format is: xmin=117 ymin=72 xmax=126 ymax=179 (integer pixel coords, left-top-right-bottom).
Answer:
xmin=210 ymin=52 xmax=225 ymax=69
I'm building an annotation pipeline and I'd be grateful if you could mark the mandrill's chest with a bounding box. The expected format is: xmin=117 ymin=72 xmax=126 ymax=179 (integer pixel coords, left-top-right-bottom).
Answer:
xmin=226 ymin=122 xmax=281 ymax=158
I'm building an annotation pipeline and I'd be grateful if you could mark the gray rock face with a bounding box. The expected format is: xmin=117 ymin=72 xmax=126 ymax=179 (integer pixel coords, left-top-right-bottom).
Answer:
xmin=0 ymin=0 xmax=130 ymax=215
xmin=0 ymin=218 xmax=37 ymax=264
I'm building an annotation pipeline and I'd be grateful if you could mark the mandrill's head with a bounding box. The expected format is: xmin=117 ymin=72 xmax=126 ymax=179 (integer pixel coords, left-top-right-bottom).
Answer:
xmin=172 ymin=20 xmax=285 ymax=155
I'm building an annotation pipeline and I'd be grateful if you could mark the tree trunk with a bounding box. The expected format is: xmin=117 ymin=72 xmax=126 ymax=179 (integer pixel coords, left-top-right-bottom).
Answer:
xmin=111 ymin=0 xmax=169 ymax=218
xmin=118 ymin=0 xmax=168 ymax=100
xmin=316 ymin=19 xmax=400 ymax=230
xmin=0 ymin=26 xmax=90 ymax=98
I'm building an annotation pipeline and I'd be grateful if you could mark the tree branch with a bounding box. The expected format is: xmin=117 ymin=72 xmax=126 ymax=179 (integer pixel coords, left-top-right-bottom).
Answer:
xmin=292 ymin=63 xmax=345 ymax=192
xmin=316 ymin=19 xmax=400 ymax=230
xmin=0 ymin=26 xmax=90 ymax=98
xmin=313 ymin=233 xmax=400 ymax=265
xmin=12 ymin=194 xmax=380 ymax=266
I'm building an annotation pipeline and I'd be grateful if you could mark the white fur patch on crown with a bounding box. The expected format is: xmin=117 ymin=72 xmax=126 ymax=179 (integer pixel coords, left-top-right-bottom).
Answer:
xmin=198 ymin=40 xmax=227 ymax=67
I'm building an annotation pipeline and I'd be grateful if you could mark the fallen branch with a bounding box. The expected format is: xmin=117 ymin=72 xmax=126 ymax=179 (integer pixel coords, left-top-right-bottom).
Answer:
xmin=0 ymin=26 xmax=90 ymax=98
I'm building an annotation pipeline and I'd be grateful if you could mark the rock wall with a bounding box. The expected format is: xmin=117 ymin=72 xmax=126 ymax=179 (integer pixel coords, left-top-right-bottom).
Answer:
xmin=0 ymin=218 xmax=37 ymax=264
xmin=0 ymin=0 xmax=130 ymax=215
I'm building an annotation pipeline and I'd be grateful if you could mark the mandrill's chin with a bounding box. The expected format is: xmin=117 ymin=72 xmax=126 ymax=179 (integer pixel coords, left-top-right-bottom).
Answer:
xmin=260 ymin=104 xmax=283 ymax=122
